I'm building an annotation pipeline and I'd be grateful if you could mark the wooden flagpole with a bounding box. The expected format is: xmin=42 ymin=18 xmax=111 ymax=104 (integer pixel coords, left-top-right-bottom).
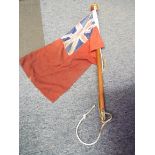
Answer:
xmin=76 ymin=5 xmax=112 ymax=145
xmin=90 ymin=3 xmax=106 ymax=123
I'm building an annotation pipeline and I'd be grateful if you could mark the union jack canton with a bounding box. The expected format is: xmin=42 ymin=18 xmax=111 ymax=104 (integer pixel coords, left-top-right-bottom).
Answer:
xmin=61 ymin=13 xmax=96 ymax=55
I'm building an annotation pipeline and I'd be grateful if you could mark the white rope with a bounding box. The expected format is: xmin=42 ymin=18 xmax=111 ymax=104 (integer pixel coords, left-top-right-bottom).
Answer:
xmin=100 ymin=49 xmax=105 ymax=72
xmin=76 ymin=105 xmax=112 ymax=146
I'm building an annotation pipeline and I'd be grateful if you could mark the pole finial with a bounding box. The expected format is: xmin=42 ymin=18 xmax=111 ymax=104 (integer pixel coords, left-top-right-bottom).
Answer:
xmin=90 ymin=3 xmax=99 ymax=11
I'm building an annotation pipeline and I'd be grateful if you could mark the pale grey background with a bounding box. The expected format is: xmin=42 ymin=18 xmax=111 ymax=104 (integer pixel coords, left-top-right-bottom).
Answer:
xmin=19 ymin=0 xmax=45 ymax=57
xmin=19 ymin=0 xmax=135 ymax=154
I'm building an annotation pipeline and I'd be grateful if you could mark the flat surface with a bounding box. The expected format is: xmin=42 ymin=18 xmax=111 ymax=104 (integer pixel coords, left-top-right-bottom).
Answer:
xmin=19 ymin=0 xmax=135 ymax=154
xmin=19 ymin=0 xmax=44 ymax=57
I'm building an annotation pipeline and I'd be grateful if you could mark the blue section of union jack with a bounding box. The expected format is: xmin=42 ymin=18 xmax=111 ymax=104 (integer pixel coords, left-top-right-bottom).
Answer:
xmin=61 ymin=13 xmax=96 ymax=55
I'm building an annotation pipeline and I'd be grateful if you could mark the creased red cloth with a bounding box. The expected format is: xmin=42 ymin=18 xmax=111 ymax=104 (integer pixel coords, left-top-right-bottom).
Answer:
xmin=20 ymin=27 xmax=104 ymax=102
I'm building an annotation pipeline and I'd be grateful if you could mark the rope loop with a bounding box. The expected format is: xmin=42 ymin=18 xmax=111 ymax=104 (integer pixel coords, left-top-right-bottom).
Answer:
xmin=76 ymin=105 xmax=112 ymax=146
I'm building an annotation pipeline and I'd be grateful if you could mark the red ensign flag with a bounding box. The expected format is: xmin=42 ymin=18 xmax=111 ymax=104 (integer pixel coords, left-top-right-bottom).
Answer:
xmin=20 ymin=11 xmax=104 ymax=102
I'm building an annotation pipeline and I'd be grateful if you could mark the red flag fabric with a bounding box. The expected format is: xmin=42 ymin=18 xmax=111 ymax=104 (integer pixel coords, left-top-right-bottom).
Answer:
xmin=20 ymin=12 xmax=104 ymax=102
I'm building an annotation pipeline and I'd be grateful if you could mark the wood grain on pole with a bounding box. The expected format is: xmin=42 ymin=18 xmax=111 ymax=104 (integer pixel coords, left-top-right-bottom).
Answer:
xmin=96 ymin=48 xmax=105 ymax=122
xmin=90 ymin=3 xmax=106 ymax=122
